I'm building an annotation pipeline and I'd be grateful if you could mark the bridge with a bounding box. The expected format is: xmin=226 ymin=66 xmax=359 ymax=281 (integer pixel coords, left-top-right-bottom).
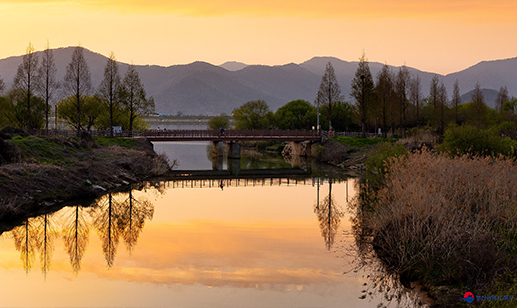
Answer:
xmin=140 ymin=129 xmax=321 ymax=158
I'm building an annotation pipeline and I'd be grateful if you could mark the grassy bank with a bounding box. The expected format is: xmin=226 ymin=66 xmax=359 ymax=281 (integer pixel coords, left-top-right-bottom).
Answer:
xmin=0 ymin=131 xmax=172 ymax=231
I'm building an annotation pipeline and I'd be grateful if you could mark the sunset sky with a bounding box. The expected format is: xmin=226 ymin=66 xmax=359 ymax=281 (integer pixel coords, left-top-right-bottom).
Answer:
xmin=1 ymin=0 xmax=516 ymax=74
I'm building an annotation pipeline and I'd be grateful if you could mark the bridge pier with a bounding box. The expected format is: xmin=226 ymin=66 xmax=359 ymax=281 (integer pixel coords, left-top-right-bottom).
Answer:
xmin=227 ymin=158 xmax=241 ymax=175
xmin=227 ymin=142 xmax=241 ymax=159
xmin=212 ymin=141 xmax=224 ymax=157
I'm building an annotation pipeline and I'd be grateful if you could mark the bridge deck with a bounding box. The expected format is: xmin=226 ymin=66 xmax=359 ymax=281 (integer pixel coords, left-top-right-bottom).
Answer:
xmin=140 ymin=129 xmax=321 ymax=142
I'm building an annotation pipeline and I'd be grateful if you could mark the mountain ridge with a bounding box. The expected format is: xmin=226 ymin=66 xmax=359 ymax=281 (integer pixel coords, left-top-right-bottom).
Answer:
xmin=0 ymin=47 xmax=515 ymax=115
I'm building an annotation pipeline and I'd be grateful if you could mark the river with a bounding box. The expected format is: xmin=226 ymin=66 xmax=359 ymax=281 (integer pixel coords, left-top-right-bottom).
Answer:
xmin=0 ymin=127 xmax=428 ymax=307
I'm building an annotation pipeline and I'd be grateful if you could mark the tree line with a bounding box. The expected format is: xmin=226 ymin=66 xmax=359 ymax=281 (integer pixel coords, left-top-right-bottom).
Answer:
xmin=216 ymin=52 xmax=517 ymax=137
xmin=0 ymin=43 xmax=155 ymax=136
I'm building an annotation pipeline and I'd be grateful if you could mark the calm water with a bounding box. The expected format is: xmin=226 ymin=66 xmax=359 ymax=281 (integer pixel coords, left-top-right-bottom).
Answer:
xmin=0 ymin=141 xmax=426 ymax=307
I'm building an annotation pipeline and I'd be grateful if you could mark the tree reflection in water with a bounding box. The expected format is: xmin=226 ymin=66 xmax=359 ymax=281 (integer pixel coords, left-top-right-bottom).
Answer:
xmin=118 ymin=190 xmax=154 ymax=255
xmin=38 ymin=213 xmax=57 ymax=279
xmin=11 ymin=218 xmax=41 ymax=273
xmin=93 ymin=193 xmax=123 ymax=268
xmin=314 ymin=179 xmax=344 ymax=251
xmin=63 ymin=205 xmax=90 ymax=274
xmin=6 ymin=185 xmax=157 ymax=276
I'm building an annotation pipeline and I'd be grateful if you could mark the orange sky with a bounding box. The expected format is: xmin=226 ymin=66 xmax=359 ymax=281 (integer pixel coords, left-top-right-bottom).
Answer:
xmin=1 ymin=0 xmax=516 ymax=74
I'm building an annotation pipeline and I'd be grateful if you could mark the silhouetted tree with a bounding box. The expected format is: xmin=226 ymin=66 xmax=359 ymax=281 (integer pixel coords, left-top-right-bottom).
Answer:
xmin=428 ymin=75 xmax=440 ymax=131
xmin=438 ymin=82 xmax=448 ymax=133
xmin=63 ymin=205 xmax=90 ymax=274
xmin=452 ymin=80 xmax=461 ymax=124
xmin=0 ymin=74 xmax=5 ymax=95
xmin=376 ymin=64 xmax=394 ymax=137
xmin=471 ymin=82 xmax=487 ymax=128
xmin=12 ymin=42 xmax=40 ymax=130
xmin=63 ymin=47 xmax=92 ymax=136
xmin=316 ymin=62 xmax=343 ymax=131
xmin=395 ymin=66 xmax=410 ymax=137
xmin=38 ymin=41 xmax=59 ymax=133
xmin=119 ymin=64 xmax=154 ymax=135
xmin=98 ymin=52 xmax=121 ymax=137
xmin=351 ymin=53 xmax=375 ymax=137
xmin=410 ymin=74 xmax=422 ymax=127
xmin=496 ymin=86 xmax=509 ymax=112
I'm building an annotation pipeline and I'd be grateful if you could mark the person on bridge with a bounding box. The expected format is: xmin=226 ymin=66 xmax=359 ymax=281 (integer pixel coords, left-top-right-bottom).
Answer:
xmin=219 ymin=127 xmax=225 ymax=137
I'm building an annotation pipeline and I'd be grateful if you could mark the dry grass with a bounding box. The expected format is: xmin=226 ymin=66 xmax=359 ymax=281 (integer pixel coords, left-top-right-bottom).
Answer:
xmin=366 ymin=150 xmax=517 ymax=290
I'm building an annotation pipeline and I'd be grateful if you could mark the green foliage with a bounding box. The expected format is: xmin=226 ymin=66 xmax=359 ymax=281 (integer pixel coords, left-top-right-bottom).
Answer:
xmin=57 ymin=95 xmax=103 ymax=130
xmin=274 ymin=100 xmax=316 ymax=130
xmin=364 ymin=142 xmax=407 ymax=189
xmin=319 ymin=101 xmax=359 ymax=131
xmin=93 ymin=136 xmax=140 ymax=149
xmin=438 ymin=124 xmax=517 ymax=157
xmin=232 ymin=100 xmax=273 ymax=130
xmin=207 ymin=115 xmax=231 ymax=130
xmin=10 ymin=136 xmax=81 ymax=164
xmin=333 ymin=136 xmax=398 ymax=148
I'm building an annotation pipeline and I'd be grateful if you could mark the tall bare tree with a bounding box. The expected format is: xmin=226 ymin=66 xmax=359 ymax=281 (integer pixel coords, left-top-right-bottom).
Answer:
xmin=315 ymin=62 xmax=342 ymax=132
xmin=452 ymin=79 xmax=461 ymax=124
xmin=429 ymin=75 xmax=440 ymax=131
xmin=496 ymin=85 xmax=509 ymax=112
xmin=11 ymin=218 xmax=42 ymax=273
xmin=472 ymin=82 xmax=487 ymax=128
xmin=94 ymin=193 xmax=122 ymax=268
xmin=38 ymin=41 xmax=59 ymax=133
xmin=375 ymin=64 xmax=394 ymax=138
xmin=98 ymin=52 xmax=121 ymax=137
xmin=13 ymin=42 xmax=40 ymax=130
xmin=313 ymin=180 xmax=344 ymax=250
xmin=119 ymin=190 xmax=154 ymax=255
xmin=120 ymin=64 xmax=154 ymax=136
xmin=351 ymin=52 xmax=375 ymax=138
xmin=438 ymin=82 xmax=448 ymax=133
xmin=0 ymin=74 xmax=5 ymax=95
xmin=395 ymin=66 xmax=410 ymax=138
xmin=38 ymin=213 xmax=56 ymax=279
xmin=410 ymin=74 xmax=422 ymax=126
xmin=63 ymin=47 xmax=92 ymax=136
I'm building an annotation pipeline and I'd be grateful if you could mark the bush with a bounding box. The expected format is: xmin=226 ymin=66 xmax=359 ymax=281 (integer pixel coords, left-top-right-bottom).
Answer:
xmin=364 ymin=142 xmax=407 ymax=189
xmin=438 ymin=124 xmax=517 ymax=157
xmin=367 ymin=151 xmax=517 ymax=291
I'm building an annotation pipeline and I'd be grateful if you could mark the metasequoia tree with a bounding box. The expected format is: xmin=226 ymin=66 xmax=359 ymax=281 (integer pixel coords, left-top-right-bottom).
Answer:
xmin=63 ymin=206 xmax=90 ymax=273
xmin=351 ymin=53 xmax=375 ymax=137
xmin=316 ymin=62 xmax=343 ymax=131
xmin=395 ymin=66 xmax=410 ymax=138
xmin=13 ymin=42 xmax=40 ymax=130
xmin=38 ymin=41 xmax=59 ymax=133
xmin=496 ymin=86 xmax=509 ymax=112
xmin=452 ymin=80 xmax=461 ymax=124
xmin=410 ymin=74 xmax=422 ymax=126
xmin=471 ymin=82 xmax=487 ymax=128
xmin=375 ymin=64 xmax=394 ymax=138
xmin=63 ymin=47 xmax=92 ymax=136
xmin=98 ymin=51 xmax=121 ymax=137
xmin=119 ymin=64 xmax=154 ymax=135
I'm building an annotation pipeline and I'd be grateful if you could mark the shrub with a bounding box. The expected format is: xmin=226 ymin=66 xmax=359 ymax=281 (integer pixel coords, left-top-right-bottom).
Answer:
xmin=364 ymin=142 xmax=407 ymax=189
xmin=367 ymin=151 xmax=517 ymax=290
xmin=438 ymin=124 xmax=517 ymax=157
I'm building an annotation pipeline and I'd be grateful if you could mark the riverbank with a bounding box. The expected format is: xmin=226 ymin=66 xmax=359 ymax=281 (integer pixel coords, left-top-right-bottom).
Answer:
xmin=0 ymin=130 xmax=172 ymax=232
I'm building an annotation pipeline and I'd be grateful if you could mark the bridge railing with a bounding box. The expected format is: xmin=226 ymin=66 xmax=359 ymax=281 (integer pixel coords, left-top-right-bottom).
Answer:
xmin=142 ymin=129 xmax=321 ymax=139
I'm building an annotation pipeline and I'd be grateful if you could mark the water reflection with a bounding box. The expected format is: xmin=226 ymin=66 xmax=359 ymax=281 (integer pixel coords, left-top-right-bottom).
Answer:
xmin=11 ymin=218 xmax=40 ymax=273
xmin=314 ymin=179 xmax=344 ymax=251
xmin=39 ymin=213 xmax=57 ymax=279
xmin=119 ymin=190 xmax=154 ymax=254
xmin=63 ymin=205 xmax=90 ymax=273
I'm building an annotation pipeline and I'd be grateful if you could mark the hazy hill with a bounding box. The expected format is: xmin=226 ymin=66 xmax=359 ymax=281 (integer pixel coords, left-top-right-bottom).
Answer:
xmin=460 ymin=88 xmax=500 ymax=109
xmin=0 ymin=47 xmax=516 ymax=115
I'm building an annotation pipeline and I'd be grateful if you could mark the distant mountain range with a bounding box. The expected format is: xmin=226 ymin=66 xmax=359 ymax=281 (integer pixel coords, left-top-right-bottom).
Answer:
xmin=0 ymin=47 xmax=515 ymax=115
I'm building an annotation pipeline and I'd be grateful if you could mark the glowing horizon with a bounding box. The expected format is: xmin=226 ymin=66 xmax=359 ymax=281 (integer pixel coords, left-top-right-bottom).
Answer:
xmin=0 ymin=0 xmax=516 ymax=75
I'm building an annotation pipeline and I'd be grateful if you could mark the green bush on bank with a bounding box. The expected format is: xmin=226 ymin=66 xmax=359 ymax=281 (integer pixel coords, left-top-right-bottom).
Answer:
xmin=332 ymin=136 xmax=398 ymax=149
xmin=438 ymin=124 xmax=517 ymax=157
xmin=364 ymin=142 xmax=407 ymax=190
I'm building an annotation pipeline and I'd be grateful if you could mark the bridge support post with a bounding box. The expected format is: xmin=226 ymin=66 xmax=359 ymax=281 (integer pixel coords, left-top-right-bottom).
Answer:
xmin=227 ymin=142 xmax=241 ymax=159
xmin=212 ymin=141 xmax=224 ymax=158
xmin=212 ymin=156 xmax=224 ymax=171
xmin=227 ymin=158 xmax=241 ymax=175
xmin=291 ymin=142 xmax=301 ymax=156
